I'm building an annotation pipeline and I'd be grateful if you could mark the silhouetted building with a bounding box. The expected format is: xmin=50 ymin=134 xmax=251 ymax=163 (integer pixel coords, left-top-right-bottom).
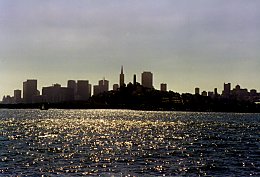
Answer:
xmin=88 ymin=84 xmax=92 ymax=97
xmin=195 ymin=87 xmax=200 ymax=95
xmin=120 ymin=66 xmax=124 ymax=87
xmin=14 ymin=89 xmax=22 ymax=103
xmin=23 ymin=79 xmax=38 ymax=103
xmin=77 ymin=80 xmax=90 ymax=101
xmin=2 ymin=95 xmax=14 ymax=104
xmin=104 ymin=80 xmax=109 ymax=92
xmin=93 ymin=85 xmax=101 ymax=96
xmin=250 ymin=89 xmax=258 ymax=102
xmin=232 ymin=84 xmax=249 ymax=101
xmin=113 ymin=84 xmax=119 ymax=91
xmin=42 ymin=84 xmax=73 ymax=103
xmin=250 ymin=89 xmax=257 ymax=96
xmin=67 ymin=80 xmax=77 ymax=99
xmin=222 ymin=83 xmax=231 ymax=98
xmin=214 ymin=88 xmax=218 ymax=95
xmin=133 ymin=74 xmax=137 ymax=86
xmin=103 ymin=80 xmax=109 ymax=92
xmin=208 ymin=91 xmax=214 ymax=98
xmin=93 ymin=79 xmax=109 ymax=96
xmin=99 ymin=79 xmax=109 ymax=92
xmin=141 ymin=71 xmax=153 ymax=89
xmin=160 ymin=83 xmax=167 ymax=92
xmin=202 ymin=91 xmax=207 ymax=96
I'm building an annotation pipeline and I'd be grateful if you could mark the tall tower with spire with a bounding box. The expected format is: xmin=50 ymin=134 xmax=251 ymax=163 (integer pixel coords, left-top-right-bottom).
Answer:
xmin=119 ymin=66 xmax=124 ymax=87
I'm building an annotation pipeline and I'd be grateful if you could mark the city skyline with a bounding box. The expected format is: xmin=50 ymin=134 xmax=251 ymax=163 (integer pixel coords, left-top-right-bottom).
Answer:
xmin=2 ymin=65 xmax=260 ymax=104
xmin=2 ymin=67 xmax=157 ymax=101
xmin=1 ymin=0 xmax=260 ymax=98
xmin=1 ymin=67 xmax=260 ymax=100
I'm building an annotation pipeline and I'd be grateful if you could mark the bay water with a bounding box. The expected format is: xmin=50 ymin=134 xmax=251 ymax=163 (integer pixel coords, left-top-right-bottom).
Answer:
xmin=0 ymin=109 xmax=259 ymax=176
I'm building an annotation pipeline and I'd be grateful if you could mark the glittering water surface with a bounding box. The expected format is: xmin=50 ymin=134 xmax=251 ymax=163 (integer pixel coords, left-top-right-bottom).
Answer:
xmin=0 ymin=109 xmax=259 ymax=176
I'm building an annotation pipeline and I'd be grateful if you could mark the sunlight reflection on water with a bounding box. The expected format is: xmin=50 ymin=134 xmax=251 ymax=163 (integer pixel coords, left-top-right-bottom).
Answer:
xmin=0 ymin=109 xmax=259 ymax=176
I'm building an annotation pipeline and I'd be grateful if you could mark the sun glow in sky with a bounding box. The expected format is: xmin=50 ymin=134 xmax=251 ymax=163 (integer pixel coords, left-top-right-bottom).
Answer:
xmin=1 ymin=0 xmax=260 ymax=98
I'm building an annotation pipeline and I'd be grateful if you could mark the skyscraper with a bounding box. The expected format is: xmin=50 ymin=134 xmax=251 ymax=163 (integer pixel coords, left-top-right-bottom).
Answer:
xmin=195 ymin=87 xmax=200 ymax=95
xmin=103 ymin=80 xmax=109 ymax=92
xmin=133 ymin=74 xmax=137 ymax=85
xmin=99 ymin=79 xmax=109 ymax=92
xmin=93 ymin=85 xmax=100 ymax=96
xmin=77 ymin=80 xmax=90 ymax=101
xmin=119 ymin=66 xmax=124 ymax=87
xmin=23 ymin=79 xmax=37 ymax=103
xmin=42 ymin=84 xmax=74 ymax=103
xmin=214 ymin=88 xmax=218 ymax=95
xmin=93 ymin=79 xmax=109 ymax=95
xmin=14 ymin=89 xmax=22 ymax=103
xmin=223 ymin=83 xmax=231 ymax=97
xmin=141 ymin=71 xmax=153 ymax=89
xmin=160 ymin=83 xmax=167 ymax=92
xmin=88 ymin=84 xmax=92 ymax=97
xmin=67 ymin=80 xmax=77 ymax=100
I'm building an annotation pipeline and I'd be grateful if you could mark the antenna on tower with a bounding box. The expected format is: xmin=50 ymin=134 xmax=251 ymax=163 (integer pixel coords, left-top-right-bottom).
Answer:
xmin=120 ymin=65 xmax=125 ymax=87
xmin=121 ymin=65 xmax=124 ymax=74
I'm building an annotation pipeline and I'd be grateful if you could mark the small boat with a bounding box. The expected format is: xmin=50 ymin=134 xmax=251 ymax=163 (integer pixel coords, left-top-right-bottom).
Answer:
xmin=40 ymin=104 xmax=49 ymax=110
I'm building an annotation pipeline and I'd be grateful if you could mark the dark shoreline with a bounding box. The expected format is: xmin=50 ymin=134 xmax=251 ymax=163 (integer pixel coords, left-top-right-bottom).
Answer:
xmin=1 ymin=102 xmax=260 ymax=113
xmin=2 ymin=85 xmax=260 ymax=113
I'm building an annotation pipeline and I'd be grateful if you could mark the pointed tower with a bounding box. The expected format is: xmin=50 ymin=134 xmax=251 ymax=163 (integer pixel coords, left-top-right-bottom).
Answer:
xmin=119 ymin=66 xmax=124 ymax=87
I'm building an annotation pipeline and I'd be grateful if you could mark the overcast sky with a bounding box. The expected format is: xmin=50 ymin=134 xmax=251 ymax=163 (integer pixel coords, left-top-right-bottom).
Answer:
xmin=1 ymin=0 xmax=260 ymax=97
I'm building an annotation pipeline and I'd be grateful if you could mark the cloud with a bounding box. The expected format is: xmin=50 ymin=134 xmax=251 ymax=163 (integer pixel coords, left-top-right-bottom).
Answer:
xmin=0 ymin=0 xmax=260 ymax=96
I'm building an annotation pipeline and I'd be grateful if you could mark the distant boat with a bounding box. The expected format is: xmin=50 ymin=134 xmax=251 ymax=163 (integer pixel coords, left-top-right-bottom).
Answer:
xmin=40 ymin=104 xmax=49 ymax=110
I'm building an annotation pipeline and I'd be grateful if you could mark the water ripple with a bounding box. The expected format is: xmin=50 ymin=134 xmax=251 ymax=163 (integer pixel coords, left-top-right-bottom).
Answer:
xmin=0 ymin=109 xmax=259 ymax=176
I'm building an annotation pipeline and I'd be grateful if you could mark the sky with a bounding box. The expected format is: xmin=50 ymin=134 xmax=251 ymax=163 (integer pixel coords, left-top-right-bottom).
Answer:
xmin=1 ymin=0 xmax=260 ymax=98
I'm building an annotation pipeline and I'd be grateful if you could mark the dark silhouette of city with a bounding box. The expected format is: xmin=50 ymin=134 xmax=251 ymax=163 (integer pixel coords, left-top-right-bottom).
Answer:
xmin=1 ymin=67 xmax=260 ymax=112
